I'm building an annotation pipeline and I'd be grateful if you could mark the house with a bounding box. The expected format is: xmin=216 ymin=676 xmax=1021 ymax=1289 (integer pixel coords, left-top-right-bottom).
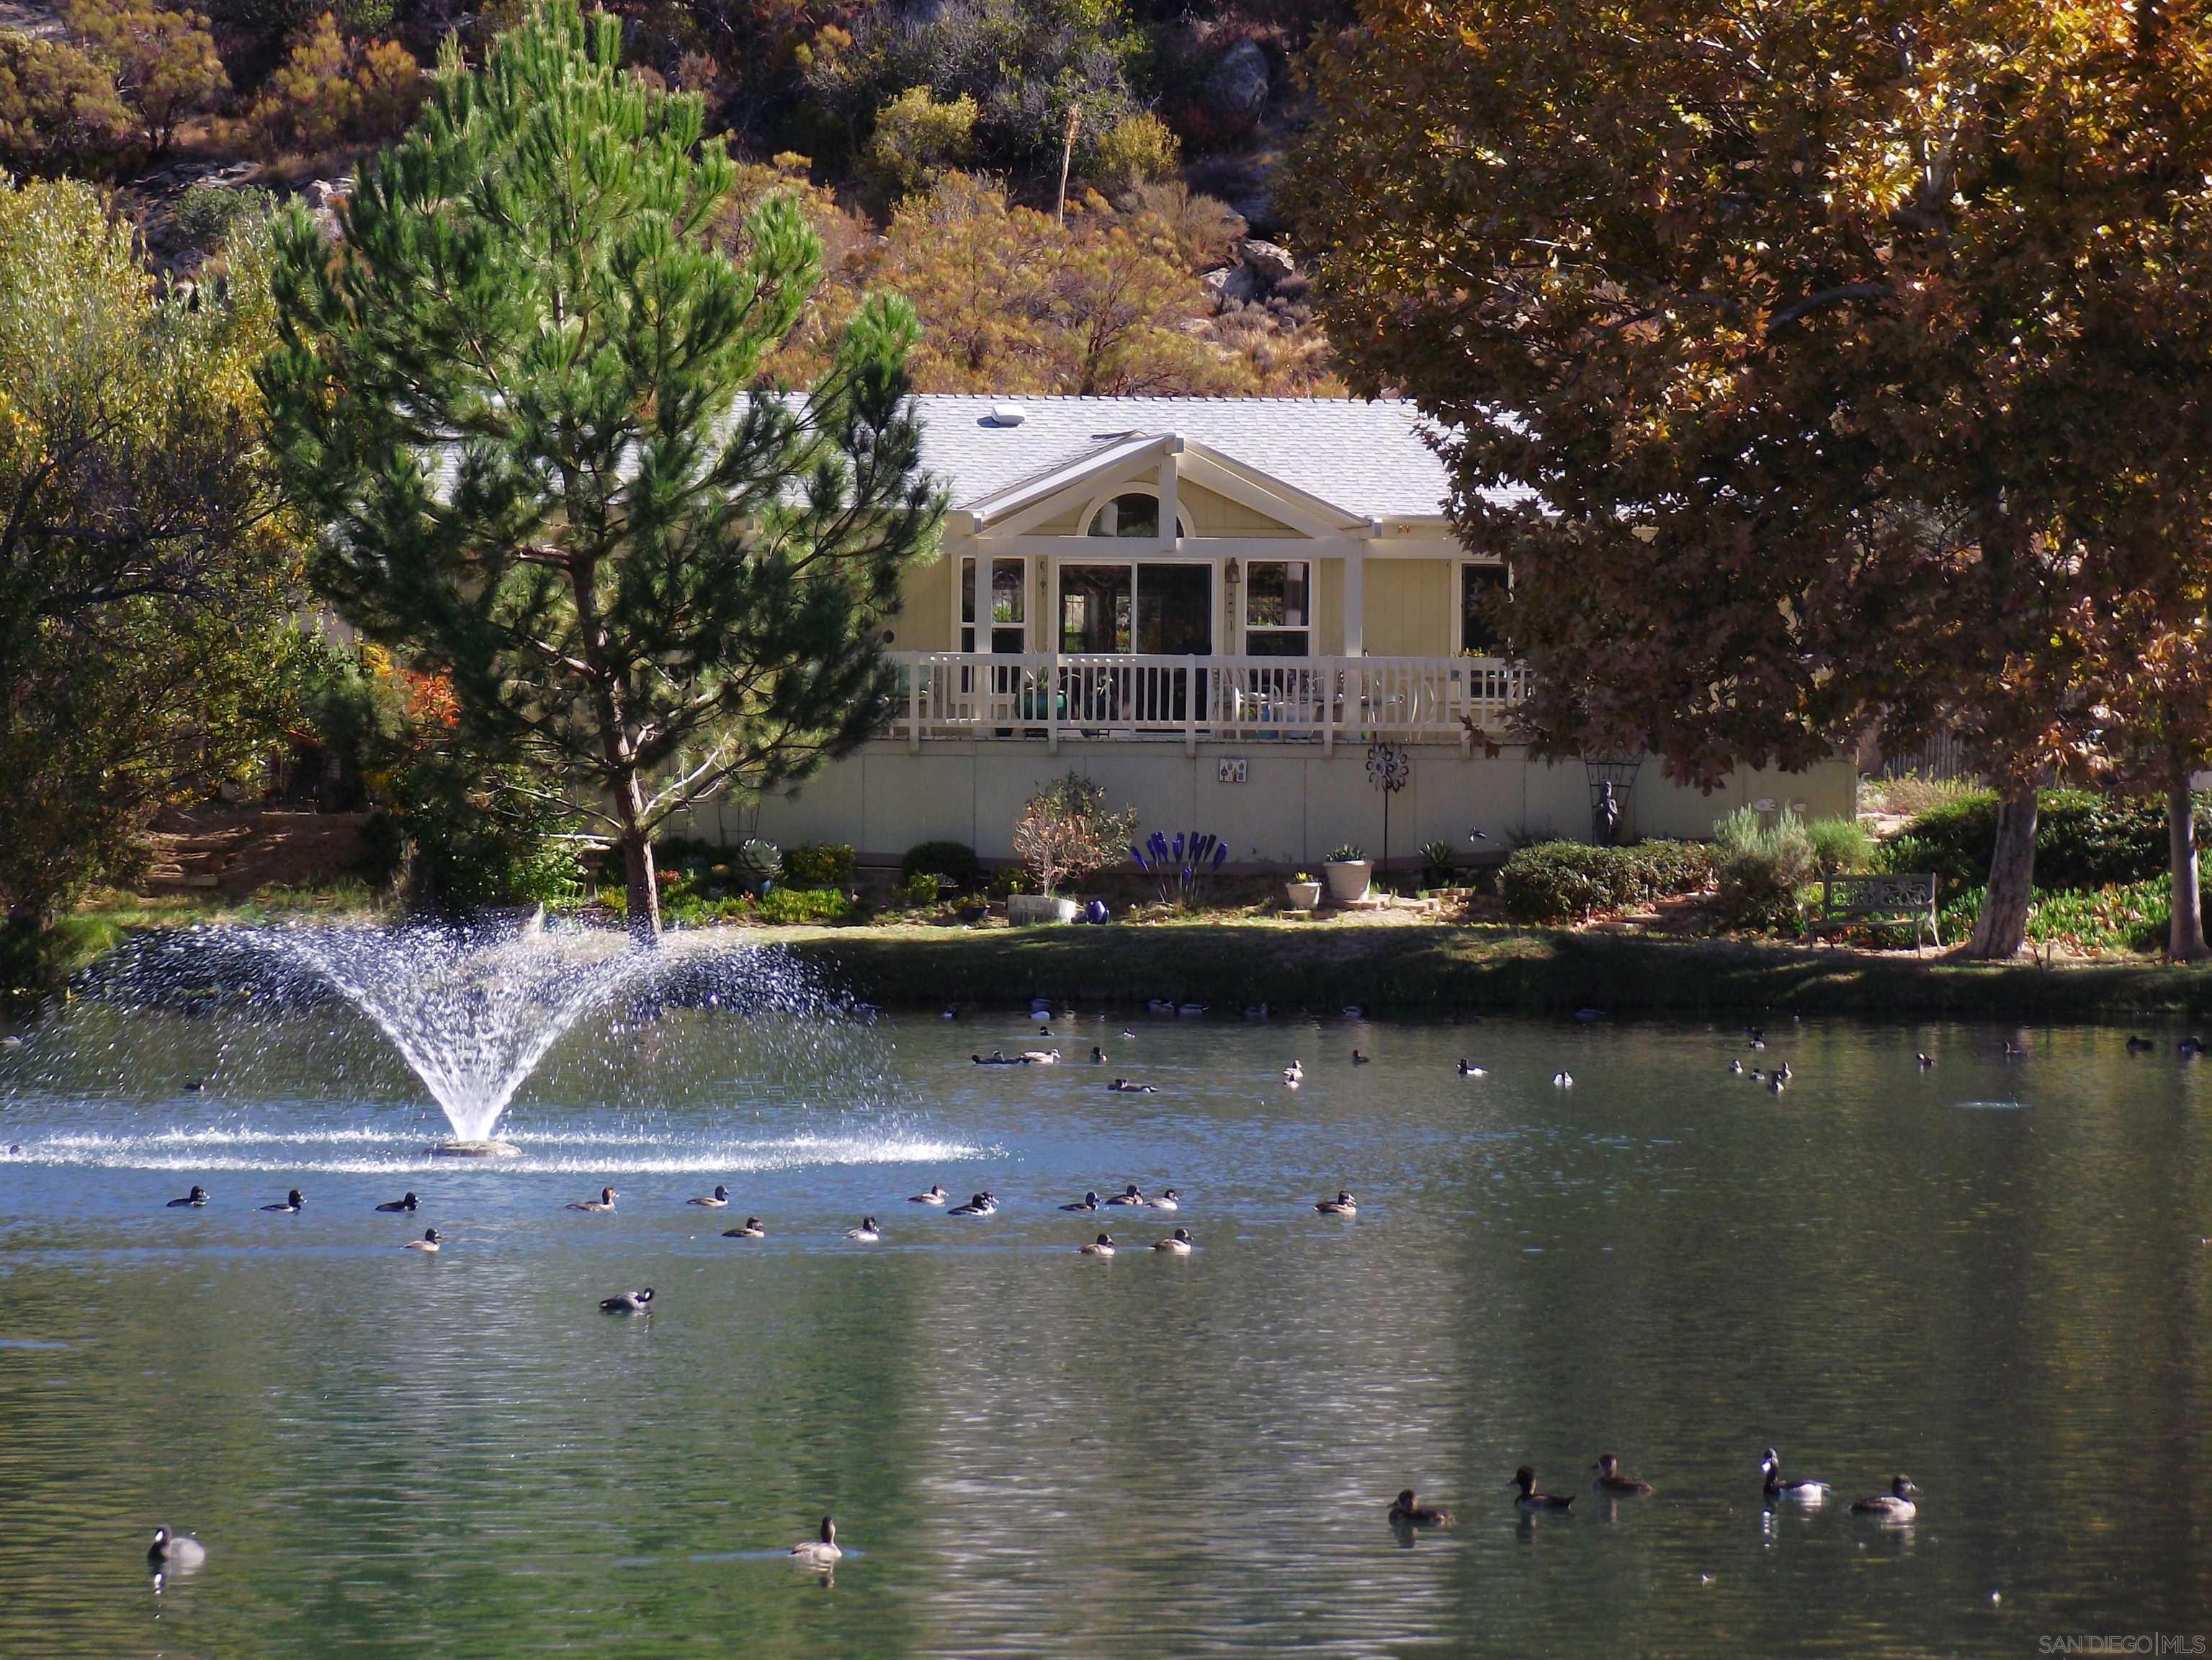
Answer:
xmin=689 ymin=396 xmax=1854 ymax=868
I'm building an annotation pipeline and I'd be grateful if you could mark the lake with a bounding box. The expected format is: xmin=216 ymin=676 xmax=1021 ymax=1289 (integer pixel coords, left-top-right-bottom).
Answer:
xmin=2 ymin=988 xmax=2208 ymax=1656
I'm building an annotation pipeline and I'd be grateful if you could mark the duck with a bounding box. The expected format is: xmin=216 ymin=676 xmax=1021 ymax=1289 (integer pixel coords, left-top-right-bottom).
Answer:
xmin=1342 ymin=1004 xmax=1364 ymax=1019
xmin=1458 ymin=1059 xmax=1487 ymax=1076
xmin=941 ymin=1005 xmax=959 ymax=1020
xmin=722 ymin=1216 xmax=767 ymax=1239
xmin=1759 ymin=1447 xmax=1830 ymax=1504
xmin=1747 ymin=1030 xmax=1766 ymax=1050
xmin=1120 ymin=1027 xmax=1136 ymax=1039
xmin=1177 ymin=1003 xmax=1207 ymax=1017
xmin=1729 ymin=1058 xmax=1744 ymax=1076
xmin=972 ymin=1050 xmax=1019 ymax=1066
xmin=1147 ymin=999 xmax=1175 ymax=1015
xmin=1107 ymin=1079 xmax=1156 ymax=1094
xmin=1283 ymin=1061 xmax=1304 ymax=1085
xmin=686 ymin=1185 xmax=731 ymax=1208
xmin=403 ymin=1228 xmax=442 ymax=1253
xmin=1079 ymin=1232 xmax=1116 ymax=1257
xmin=908 ymin=1184 xmax=949 ymax=1205
xmin=1351 ymin=1049 xmax=1371 ymax=1064
xmin=599 ymin=1288 xmax=654 ymax=1313
xmin=949 ymin=1192 xmax=997 ymax=1216
xmin=2128 ymin=1035 xmax=2155 ymax=1053
xmin=1510 ymin=1466 xmax=1575 ymax=1510
xmin=166 ymin=1185 xmax=210 ymax=1208
xmin=1388 ymin=1489 xmax=1455 ymax=1527
xmin=146 ymin=1527 xmax=207 ymax=1571
xmin=1775 ymin=1061 xmax=1794 ymax=1081
xmin=1038 ymin=1025 xmax=1054 ymax=1037
xmin=183 ymin=1080 xmax=207 ymax=1092
xmin=1091 ymin=1046 xmax=1106 ymax=1063
xmin=1060 ymin=1190 xmax=1101 ymax=1213
xmin=259 ymin=1189 xmax=303 ymax=1214
xmin=845 ymin=1217 xmax=882 ymax=1242
xmin=2183 ymin=1037 xmax=2207 ymax=1058
xmin=565 ymin=1186 xmax=618 ymax=1213
xmin=1149 ymin=1188 xmax=1181 ymax=1212
xmin=790 ymin=1517 xmax=841 ymax=1568
xmin=1019 ymin=1048 xmax=1062 ymax=1065
xmin=1103 ymin=1183 xmax=1147 ymax=1207
xmin=1153 ymin=1228 xmax=1194 ymax=1253
xmin=1851 ymin=1474 xmax=1920 ymax=1521
xmin=1551 ymin=1071 xmax=1574 ymax=1087
xmin=1315 ymin=1190 xmax=1358 ymax=1216
xmin=375 ymin=1192 xmax=419 ymax=1213
xmin=1768 ymin=1072 xmax=1786 ymax=1094
xmin=1916 ymin=1052 xmax=1935 ymax=1068
xmin=1591 ymin=1454 xmax=1653 ymax=1496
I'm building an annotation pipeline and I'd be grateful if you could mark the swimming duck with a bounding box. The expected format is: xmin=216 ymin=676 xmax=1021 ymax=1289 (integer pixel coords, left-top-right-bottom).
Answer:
xmin=565 ymin=1186 xmax=618 ymax=1213
xmin=908 ymin=1184 xmax=948 ymax=1205
xmin=375 ymin=1192 xmax=418 ymax=1213
xmin=183 ymin=1080 xmax=207 ymax=1092
xmin=147 ymin=1527 xmax=207 ymax=1570
xmin=1149 ymin=1188 xmax=1181 ymax=1212
xmin=1283 ymin=1061 xmax=1304 ymax=1084
xmin=1351 ymin=1050 xmax=1371 ymax=1064
xmin=1104 ymin=1184 xmax=1147 ymax=1206
xmin=259 ymin=1189 xmax=303 ymax=1213
xmin=1079 ymin=1232 xmax=1116 ymax=1257
xmin=404 ymin=1228 xmax=442 ymax=1253
xmin=1120 ymin=1027 xmax=1136 ymax=1039
xmin=1851 ymin=1474 xmax=1919 ymax=1521
xmin=1591 ymin=1454 xmax=1653 ymax=1496
xmin=1747 ymin=1031 xmax=1765 ymax=1050
xmin=1091 ymin=1046 xmax=1106 ymax=1063
xmin=1729 ymin=1058 xmax=1744 ymax=1076
xmin=166 ymin=1185 xmax=209 ymax=1208
xmin=1060 ymin=1190 xmax=1101 ymax=1213
xmin=2128 ymin=1035 xmax=2155 ymax=1053
xmin=1020 ymin=1048 xmax=1062 ymax=1065
xmin=1153 ymin=1228 xmax=1194 ymax=1253
xmin=790 ymin=1517 xmax=841 ymax=1568
xmin=686 ymin=1185 xmax=731 ymax=1208
xmin=949 ymin=1192 xmax=997 ymax=1216
xmin=2183 ymin=1037 xmax=2207 ymax=1058
xmin=1768 ymin=1073 xmax=1786 ymax=1094
xmin=1458 ymin=1059 xmax=1487 ymax=1076
xmin=1315 ymin=1190 xmax=1358 ymax=1216
xmin=599 ymin=1287 xmax=655 ymax=1313
xmin=1510 ymin=1467 xmax=1574 ymax=1511
xmin=1916 ymin=1052 xmax=1935 ymax=1068
xmin=1776 ymin=1062 xmax=1793 ymax=1081
xmin=1759 ymin=1447 xmax=1829 ymax=1504
xmin=723 ymin=1216 xmax=766 ymax=1238
xmin=1551 ymin=1071 xmax=1574 ymax=1087
xmin=972 ymin=1050 xmax=1019 ymax=1066
xmin=1389 ymin=1489 xmax=1454 ymax=1527
xmin=941 ymin=1005 xmax=959 ymax=1020
xmin=1342 ymin=1004 xmax=1364 ymax=1019
xmin=1108 ymin=1079 xmax=1156 ymax=1093
xmin=1039 ymin=1025 xmax=1053 ymax=1037
xmin=846 ymin=1217 xmax=882 ymax=1241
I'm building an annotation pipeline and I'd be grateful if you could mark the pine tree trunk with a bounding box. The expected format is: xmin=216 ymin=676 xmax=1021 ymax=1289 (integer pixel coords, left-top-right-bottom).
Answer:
xmin=1965 ymin=787 xmax=2038 ymax=958
xmin=2169 ymin=755 xmax=2208 ymax=963
xmin=614 ymin=773 xmax=661 ymax=947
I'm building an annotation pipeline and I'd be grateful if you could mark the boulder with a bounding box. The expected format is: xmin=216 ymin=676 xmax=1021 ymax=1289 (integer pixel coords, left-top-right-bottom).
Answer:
xmin=1240 ymin=237 xmax=1297 ymax=287
xmin=1202 ymin=264 xmax=1259 ymax=308
xmin=1199 ymin=38 xmax=1270 ymax=134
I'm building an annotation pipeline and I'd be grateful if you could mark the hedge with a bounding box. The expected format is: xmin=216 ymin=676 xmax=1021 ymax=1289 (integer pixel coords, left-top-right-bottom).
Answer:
xmin=1500 ymin=839 xmax=1714 ymax=924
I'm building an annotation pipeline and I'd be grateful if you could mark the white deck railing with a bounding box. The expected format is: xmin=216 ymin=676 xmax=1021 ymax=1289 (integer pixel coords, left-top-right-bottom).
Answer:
xmin=886 ymin=653 xmax=1529 ymax=754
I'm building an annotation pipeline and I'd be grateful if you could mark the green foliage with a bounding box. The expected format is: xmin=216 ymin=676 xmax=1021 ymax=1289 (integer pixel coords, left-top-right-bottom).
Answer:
xmin=901 ymin=839 xmax=980 ymax=891
xmin=1711 ymin=808 xmax=1815 ymax=931
xmin=0 ymin=177 xmax=303 ymax=934
xmin=247 ymin=13 xmax=423 ymax=157
xmin=729 ymin=838 xmax=783 ymax=883
xmin=1091 ymin=110 xmax=1179 ymax=198
xmin=1326 ymin=844 xmax=1365 ymax=863
xmin=895 ymin=869 xmax=942 ymax=907
xmin=1418 ymin=838 xmax=1455 ymax=882
xmin=1499 ymin=839 xmax=1714 ymax=924
xmin=62 ymin=0 xmax=227 ymax=156
xmin=1935 ymin=870 xmax=2208 ymax=958
xmin=0 ymin=34 xmax=135 ymax=177
xmin=1898 ymin=789 xmax=2203 ymax=893
xmin=983 ymin=865 xmax=1029 ymax=900
xmin=261 ymin=0 xmax=944 ymax=940
xmin=753 ymin=885 xmax=857 ymax=924
xmin=170 ymin=181 xmax=278 ymax=251
xmin=782 ymin=843 xmax=856 ymax=887
xmin=1858 ymin=769 xmax=1984 ymax=819
xmin=1805 ymin=816 xmax=1874 ymax=879
xmin=863 ymin=85 xmax=975 ymax=199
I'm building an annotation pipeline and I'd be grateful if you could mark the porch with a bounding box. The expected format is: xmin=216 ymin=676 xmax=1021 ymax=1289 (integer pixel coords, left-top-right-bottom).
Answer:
xmin=888 ymin=651 xmax=1530 ymax=754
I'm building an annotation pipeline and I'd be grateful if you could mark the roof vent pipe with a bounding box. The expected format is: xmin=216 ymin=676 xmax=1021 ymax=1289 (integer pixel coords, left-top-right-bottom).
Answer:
xmin=989 ymin=403 xmax=1027 ymax=427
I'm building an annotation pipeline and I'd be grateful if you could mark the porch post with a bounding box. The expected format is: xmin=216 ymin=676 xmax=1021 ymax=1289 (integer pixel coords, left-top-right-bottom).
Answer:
xmin=1343 ymin=540 xmax=1366 ymax=657
xmin=1158 ymin=438 xmax=1183 ymax=543
xmin=1047 ymin=651 xmax=1062 ymax=754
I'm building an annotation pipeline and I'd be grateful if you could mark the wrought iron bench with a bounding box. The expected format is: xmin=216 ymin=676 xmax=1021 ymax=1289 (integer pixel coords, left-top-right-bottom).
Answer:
xmin=1813 ymin=873 xmax=1941 ymax=952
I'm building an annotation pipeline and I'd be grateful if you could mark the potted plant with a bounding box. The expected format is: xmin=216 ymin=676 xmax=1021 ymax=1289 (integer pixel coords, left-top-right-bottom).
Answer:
xmin=1284 ymin=871 xmax=1322 ymax=911
xmin=1322 ymin=843 xmax=1372 ymax=904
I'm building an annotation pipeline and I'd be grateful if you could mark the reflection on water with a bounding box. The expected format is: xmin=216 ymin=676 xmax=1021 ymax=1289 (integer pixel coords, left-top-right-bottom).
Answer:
xmin=3 ymin=1010 xmax=2210 ymax=1656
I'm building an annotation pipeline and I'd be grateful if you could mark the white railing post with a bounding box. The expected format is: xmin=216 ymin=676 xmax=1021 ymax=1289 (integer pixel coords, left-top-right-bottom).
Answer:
xmin=1322 ymin=658 xmax=1336 ymax=757
xmin=908 ymin=659 xmax=923 ymax=753
xmin=1184 ymin=661 xmax=1199 ymax=756
xmin=1047 ymin=651 xmax=1061 ymax=755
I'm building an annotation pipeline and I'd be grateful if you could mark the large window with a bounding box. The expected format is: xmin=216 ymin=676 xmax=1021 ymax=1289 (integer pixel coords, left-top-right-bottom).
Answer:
xmin=961 ymin=555 xmax=1029 ymax=652
xmin=1242 ymin=560 xmax=1310 ymax=656
xmin=1461 ymin=561 xmax=1508 ymax=654
xmin=1058 ymin=562 xmax=1212 ymax=654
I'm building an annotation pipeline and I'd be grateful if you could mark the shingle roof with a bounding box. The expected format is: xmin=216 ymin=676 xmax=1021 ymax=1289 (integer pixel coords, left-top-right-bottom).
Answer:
xmin=911 ymin=395 xmax=1460 ymax=523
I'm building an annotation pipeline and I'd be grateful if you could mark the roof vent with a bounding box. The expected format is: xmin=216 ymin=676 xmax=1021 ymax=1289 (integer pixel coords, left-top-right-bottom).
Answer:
xmin=988 ymin=403 xmax=1027 ymax=427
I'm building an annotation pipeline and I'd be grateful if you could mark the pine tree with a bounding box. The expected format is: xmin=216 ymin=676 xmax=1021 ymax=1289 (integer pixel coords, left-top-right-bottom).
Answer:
xmin=261 ymin=0 xmax=941 ymax=942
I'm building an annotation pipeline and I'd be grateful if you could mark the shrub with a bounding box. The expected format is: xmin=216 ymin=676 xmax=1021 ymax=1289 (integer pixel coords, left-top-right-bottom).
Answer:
xmin=863 ymin=85 xmax=976 ymax=198
xmin=782 ymin=843 xmax=856 ymax=887
xmin=248 ymin=14 xmax=421 ymax=157
xmin=895 ymin=869 xmax=942 ymax=907
xmin=1805 ymin=815 xmax=1874 ymax=878
xmin=1091 ymin=110 xmax=1180 ymax=198
xmin=902 ymin=839 xmax=980 ymax=891
xmin=1898 ymin=787 xmax=2207 ymax=893
xmin=63 ymin=0 xmax=227 ymax=158
xmin=170 ymin=181 xmax=277 ymax=251
xmin=1012 ymin=772 xmax=1136 ymax=897
xmin=1711 ymin=807 xmax=1814 ymax=930
xmin=1418 ymin=838 xmax=1456 ymax=883
xmin=729 ymin=837 xmax=782 ymax=884
xmin=1499 ymin=839 xmax=1713 ymax=923
xmin=753 ymin=885 xmax=856 ymax=925
xmin=0 ymin=35 xmax=135 ymax=177
xmin=1327 ymin=842 xmax=1366 ymax=862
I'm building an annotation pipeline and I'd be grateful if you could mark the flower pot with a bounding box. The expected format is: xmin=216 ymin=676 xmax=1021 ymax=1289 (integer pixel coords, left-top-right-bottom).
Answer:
xmin=1284 ymin=880 xmax=1322 ymax=912
xmin=1322 ymin=860 xmax=1373 ymax=903
xmin=1007 ymin=894 xmax=1080 ymax=926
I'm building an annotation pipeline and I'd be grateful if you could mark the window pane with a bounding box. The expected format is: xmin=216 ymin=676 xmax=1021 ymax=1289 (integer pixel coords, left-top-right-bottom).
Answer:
xmin=1461 ymin=563 xmax=1507 ymax=653
xmin=1245 ymin=561 xmax=1308 ymax=629
xmin=991 ymin=558 xmax=1025 ymax=625
xmin=1059 ymin=564 xmax=1133 ymax=652
xmin=1246 ymin=630 xmax=1308 ymax=657
xmin=1088 ymin=492 xmax=1160 ymax=539
xmin=960 ymin=556 xmax=976 ymax=625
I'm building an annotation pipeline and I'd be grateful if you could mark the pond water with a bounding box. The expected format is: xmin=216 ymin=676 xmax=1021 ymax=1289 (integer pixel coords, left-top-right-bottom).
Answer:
xmin=2 ymin=992 xmax=2209 ymax=1656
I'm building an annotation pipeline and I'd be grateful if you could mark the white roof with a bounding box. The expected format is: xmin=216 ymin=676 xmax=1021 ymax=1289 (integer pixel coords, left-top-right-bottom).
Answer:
xmin=910 ymin=395 xmax=1461 ymax=524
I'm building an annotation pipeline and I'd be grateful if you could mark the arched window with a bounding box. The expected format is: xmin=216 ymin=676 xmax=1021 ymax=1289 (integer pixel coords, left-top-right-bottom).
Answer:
xmin=1086 ymin=491 xmax=1185 ymax=539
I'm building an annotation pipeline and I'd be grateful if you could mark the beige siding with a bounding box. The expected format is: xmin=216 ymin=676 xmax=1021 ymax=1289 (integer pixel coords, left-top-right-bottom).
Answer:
xmin=1178 ymin=481 xmax=1301 ymax=537
xmin=1315 ymin=559 xmax=1345 ymax=655
xmin=1365 ymin=558 xmax=1454 ymax=657
xmin=1029 ymin=506 xmax=1086 ymax=536
xmin=888 ymin=546 xmax=955 ymax=651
